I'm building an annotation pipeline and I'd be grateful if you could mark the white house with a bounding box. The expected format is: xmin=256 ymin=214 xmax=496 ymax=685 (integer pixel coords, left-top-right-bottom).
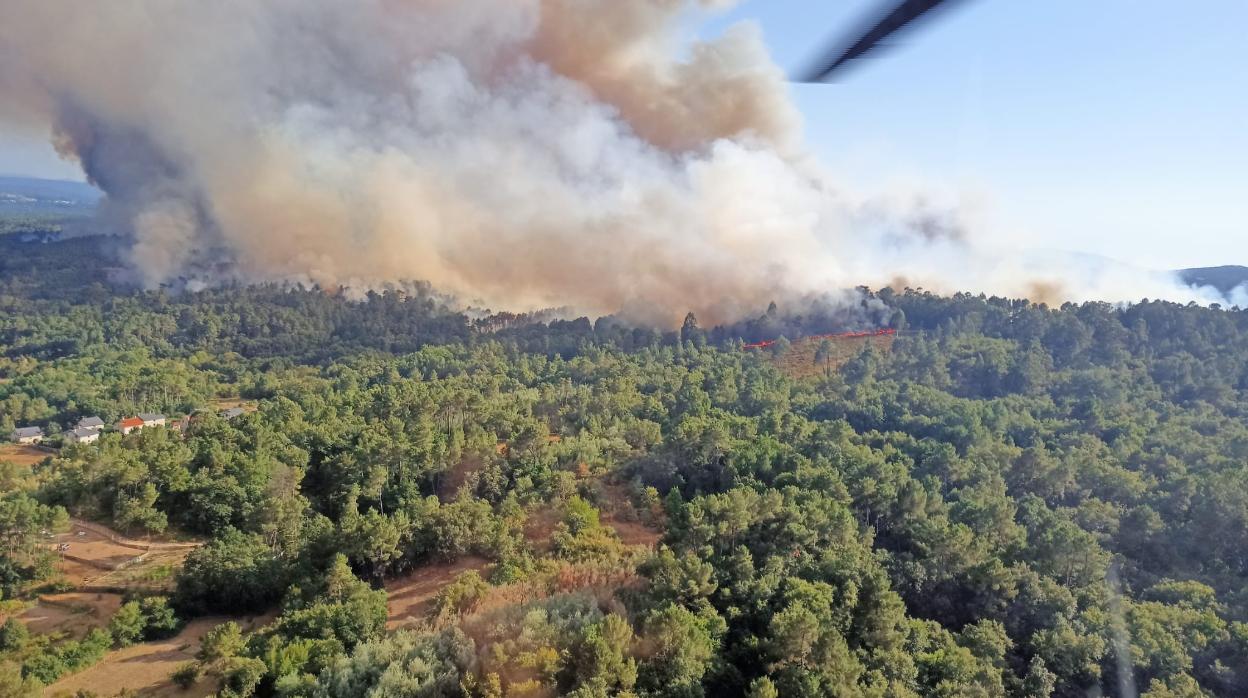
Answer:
xmin=117 ymin=417 xmax=145 ymax=435
xmin=10 ymin=426 xmax=44 ymax=445
xmin=66 ymin=427 xmax=100 ymax=445
xmin=76 ymin=416 xmax=105 ymax=432
xmin=138 ymin=413 xmax=167 ymax=428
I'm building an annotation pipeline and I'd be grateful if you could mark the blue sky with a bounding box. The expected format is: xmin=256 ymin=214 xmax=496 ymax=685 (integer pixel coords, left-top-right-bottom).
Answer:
xmin=2 ymin=0 xmax=1245 ymax=269
xmin=705 ymin=0 xmax=1248 ymax=269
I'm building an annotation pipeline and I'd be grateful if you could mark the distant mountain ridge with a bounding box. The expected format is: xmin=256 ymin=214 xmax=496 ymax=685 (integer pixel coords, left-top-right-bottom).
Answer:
xmin=1178 ymin=266 xmax=1248 ymax=294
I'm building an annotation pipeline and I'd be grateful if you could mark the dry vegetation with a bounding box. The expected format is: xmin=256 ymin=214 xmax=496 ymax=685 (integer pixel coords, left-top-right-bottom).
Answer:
xmin=0 ymin=443 xmax=54 ymax=467
xmin=763 ymin=332 xmax=895 ymax=380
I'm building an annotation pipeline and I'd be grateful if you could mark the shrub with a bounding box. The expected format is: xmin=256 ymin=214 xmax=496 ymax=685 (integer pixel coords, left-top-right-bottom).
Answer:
xmin=0 ymin=618 xmax=28 ymax=653
xmin=109 ymin=602 xmax=147 ymax=647
xmin=170 ymin=661 xmax=201 ymax=689
xmin=139 ymin=597 xmax=180 ymax=639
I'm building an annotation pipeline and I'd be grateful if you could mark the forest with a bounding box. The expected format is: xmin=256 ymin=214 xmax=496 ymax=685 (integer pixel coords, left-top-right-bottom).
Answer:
xmin=1 ymin=236 xmax=1247 ymax=697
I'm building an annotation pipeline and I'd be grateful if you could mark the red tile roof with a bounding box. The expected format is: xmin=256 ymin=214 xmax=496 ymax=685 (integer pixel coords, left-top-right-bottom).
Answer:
xmin=118 ymin=417 xmax=144 ymax=429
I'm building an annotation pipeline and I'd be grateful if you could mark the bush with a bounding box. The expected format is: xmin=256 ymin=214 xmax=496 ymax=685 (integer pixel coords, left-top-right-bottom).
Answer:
xmin=108 ymin=602 xmax=147 ymax=647
xmin=431 ymin=571 xmax=490 ymax=626
xmin=219 ymin=656 xmax=266 ymax=698
xmin=0 ymin=618 xmax=28 ymax=653
xmin=20 ymin=652 xmax=68 ymax=685
xmin=170 ymin=661 xmax=201 ymax=689
xmin=139 ymin=597 xmax=180 ymax=639
xmin=198 ymin=622 xmax=244 ymax=664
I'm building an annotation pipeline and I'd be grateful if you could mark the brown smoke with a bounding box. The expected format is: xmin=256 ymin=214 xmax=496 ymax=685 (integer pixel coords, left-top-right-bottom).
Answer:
xmin=0 ymin=1 xmax=1230 ymax=324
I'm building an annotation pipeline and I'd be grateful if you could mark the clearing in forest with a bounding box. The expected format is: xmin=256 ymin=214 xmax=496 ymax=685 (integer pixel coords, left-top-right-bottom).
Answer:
xmin=45 ymin=614 xmax=275 ymax=698
xmin=47 ymin=521 xmax=199 ymax=591
xmin=0 ymin=443 xmax=54 ymax=467
xmin=10 ymin=591 xmax=123 ymax=640
xmin=385 ymin=556 xmax=493 ymax=629
xmin=761 ymin=331 xmax=896 ymax=380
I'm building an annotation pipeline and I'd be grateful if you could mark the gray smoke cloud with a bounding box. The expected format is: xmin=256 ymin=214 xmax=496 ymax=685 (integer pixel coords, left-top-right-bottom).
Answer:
xmin=0 ymin=1 xmax=1232 ymax=325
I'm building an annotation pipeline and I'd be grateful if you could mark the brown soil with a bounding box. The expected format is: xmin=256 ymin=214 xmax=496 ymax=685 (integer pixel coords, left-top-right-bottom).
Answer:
xmin=47 ymin=521 xmax=198 ymax=589
xmin=385 ymin=556 xmax=492 ymax=630
xmin=13 ymin=592 xmax=123 ymax=639
xmin=0 ymin=444 xmax=55 ymax=467
xmin=44 ymin=613 xmax=274 ymax=698
xmin=51 ymin=526 xmax=143 ymax=571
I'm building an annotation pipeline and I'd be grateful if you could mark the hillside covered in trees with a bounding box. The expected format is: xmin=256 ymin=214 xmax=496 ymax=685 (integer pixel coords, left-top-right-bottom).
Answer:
xmin=2 ymin=237 xmax=1248 ymax=697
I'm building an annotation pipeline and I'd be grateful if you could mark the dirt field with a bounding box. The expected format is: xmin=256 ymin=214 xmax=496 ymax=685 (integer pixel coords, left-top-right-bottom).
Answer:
xmin=44 ymin=613 xmax=274 ymax=698
xmin=386 ymin=556 xmax=492 ymax=630
xmin=46 ymin=520 xmax=200 ymax=590
xmin=13 ymin=592 xmax=123 ymax=639
xmin=0 ymin=443 xmax=55 ymax=467
xmin=52 ymin=526 xmax=145 ymax=571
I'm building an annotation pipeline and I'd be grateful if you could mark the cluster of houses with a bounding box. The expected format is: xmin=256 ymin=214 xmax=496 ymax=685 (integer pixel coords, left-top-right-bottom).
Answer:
xmin=9 ymin=413 xmax=168 ymax=446
xmin=9 ymin=406 xmax=253 ymax=447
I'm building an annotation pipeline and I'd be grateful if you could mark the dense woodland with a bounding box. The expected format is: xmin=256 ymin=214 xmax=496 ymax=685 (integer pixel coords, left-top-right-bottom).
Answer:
xmin=2 ymin=236 xmax=1248 ymax=697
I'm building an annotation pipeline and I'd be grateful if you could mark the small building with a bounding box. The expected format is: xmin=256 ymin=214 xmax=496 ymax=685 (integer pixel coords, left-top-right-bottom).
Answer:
xmin=76 ymin=416 xmax=106 ymax=432
xmin=138 ymin=413 xmax=167 ymax=428
xmin=220 ymin=407 xmax=247 ymax=420
xmin=116 ymin=417 xmax=145 ymax=435
xmin=10 ymin=426 xmax=44 ymax=445
xmin=66 ymin=427 xmax=100 ymax=445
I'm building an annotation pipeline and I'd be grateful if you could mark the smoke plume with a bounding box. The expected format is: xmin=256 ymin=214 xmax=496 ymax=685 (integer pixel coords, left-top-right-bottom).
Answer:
xmin=0 ymin=1 xmax=1230 ymax=325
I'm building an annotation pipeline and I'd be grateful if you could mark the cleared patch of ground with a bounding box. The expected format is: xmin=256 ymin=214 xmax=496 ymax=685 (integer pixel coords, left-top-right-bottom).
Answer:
xmin=90 ymin=549 xmax=189 ymax=594
xmin=52 ymin=526 xmax=143 ymax=571
xmin=0 ymin=443 xmax=54 ymax=467
xmin=45 ymin=520 xmax=201 ymax=590
xmin=44 ymin=613 xmax=274 ymax=698
xmin=71 ymin=517 xmax=202 ymax=548
xmin=13 ymin=592 xmax=122 ymax=640
xmin=386 ymin=556 xmax=492 ymax=630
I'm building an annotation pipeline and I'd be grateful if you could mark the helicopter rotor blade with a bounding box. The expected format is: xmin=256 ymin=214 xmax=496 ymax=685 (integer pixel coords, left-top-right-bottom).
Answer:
xmin=800 ymin=0 xmax=970 ymax=82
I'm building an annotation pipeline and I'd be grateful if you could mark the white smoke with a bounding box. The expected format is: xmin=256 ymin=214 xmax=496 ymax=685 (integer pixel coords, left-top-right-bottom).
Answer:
xmin=0 ymin=0 xmax=1230 ymax=325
